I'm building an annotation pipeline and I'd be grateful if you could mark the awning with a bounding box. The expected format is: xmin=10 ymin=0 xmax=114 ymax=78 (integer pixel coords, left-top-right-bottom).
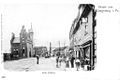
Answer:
xmin=70 ymin=40 xmax=92 ymax=50
xmin=81 ymin=40 xmax=92 ymax=47
xmin=75 ymin=34 xmax=92 ymax=45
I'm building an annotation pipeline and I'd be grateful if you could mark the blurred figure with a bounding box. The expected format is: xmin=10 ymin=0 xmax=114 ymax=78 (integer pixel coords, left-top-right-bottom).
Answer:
xmin=59 ymin=56 xmax=62 ymax=66
xmin=66 ymin=56 xmax=69 ymax=68
xmin=70 ymin=55 xmax=75 ymax=68
xmin=36 ymin=55 xmax=39 ymax=64
xmin=75 ymin=58 xmax=80 ymax=71
xmin=56 ymin=56 xmax=59 ymax=68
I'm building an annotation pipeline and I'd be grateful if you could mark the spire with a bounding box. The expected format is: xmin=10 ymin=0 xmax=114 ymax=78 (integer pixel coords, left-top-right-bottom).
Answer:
xmin=29 ymin=22 xmax=33 ymax=33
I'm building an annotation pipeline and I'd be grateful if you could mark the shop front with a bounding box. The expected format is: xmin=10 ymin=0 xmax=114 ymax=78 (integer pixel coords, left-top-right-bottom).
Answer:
xmin=74 ymin=40 xmax=95 ymax=71
xmin=81 ymin=40 xmax=95 ymax=70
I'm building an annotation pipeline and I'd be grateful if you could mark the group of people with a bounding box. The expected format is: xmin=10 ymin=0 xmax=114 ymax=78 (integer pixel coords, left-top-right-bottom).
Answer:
xmin=56 ymin=54 xmax=81 ymax=71
xmin=35 ymin=53 xmax=81 ymax=71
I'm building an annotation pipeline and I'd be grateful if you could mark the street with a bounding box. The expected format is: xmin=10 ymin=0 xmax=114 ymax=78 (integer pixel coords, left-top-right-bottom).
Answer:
xmin=4 ymin=57 xmax=68 ymax=71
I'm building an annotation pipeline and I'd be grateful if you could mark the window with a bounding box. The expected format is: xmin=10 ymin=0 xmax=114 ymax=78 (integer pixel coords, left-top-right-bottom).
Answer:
xmin=84 ymin=25 xmax=88 ymax=36
xmin=82 ymin=17 xmax=88 ymax=23
xmin=14 ymin=49 xmax=16 ymax=51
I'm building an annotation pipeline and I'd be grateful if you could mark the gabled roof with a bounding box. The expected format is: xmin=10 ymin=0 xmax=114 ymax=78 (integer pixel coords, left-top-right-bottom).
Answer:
xmin=13 ymin=37 xmax=20 ymax=43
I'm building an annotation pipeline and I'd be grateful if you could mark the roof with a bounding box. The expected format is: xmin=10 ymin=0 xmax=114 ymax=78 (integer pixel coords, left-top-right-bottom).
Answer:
xmin=53 ymin=46 xmax=67 ymax=52
xmin=34 ymin=46 xmax=47 ymax=51
xmin=13 ymin=37 xmax=20 ymax=43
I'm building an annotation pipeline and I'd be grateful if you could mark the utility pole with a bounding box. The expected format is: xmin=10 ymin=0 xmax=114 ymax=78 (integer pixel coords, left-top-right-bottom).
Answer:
xmin=59 ymin=41 xmax=60 ymax=50
xmin=58 ymin=41 xmax=60 ymax=56
xmin=49 ymin=42 xmax=51 ymax=55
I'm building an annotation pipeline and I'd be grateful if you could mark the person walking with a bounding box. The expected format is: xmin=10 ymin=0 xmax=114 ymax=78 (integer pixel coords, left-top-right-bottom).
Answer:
xmin=75 ymin=58 xmax=80 ymax=71
xmin=56 ymin=56 xmax=59 ymax=68
xmin=70 ymin=55 xmax=75 ymax=68
xmin=36 ymin=55 xmax=39 ymax=64
xmin=66 ymin=56 xmax=69 ymax=68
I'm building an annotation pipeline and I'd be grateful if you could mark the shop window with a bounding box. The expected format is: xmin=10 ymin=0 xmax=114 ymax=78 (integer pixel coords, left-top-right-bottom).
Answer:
xmin=84 ymin=47 xmax=90 ymax=59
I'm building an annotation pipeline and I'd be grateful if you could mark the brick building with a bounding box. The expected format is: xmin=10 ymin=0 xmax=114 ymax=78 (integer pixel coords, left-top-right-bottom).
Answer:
xmin=10 ymin=25 xmax=34 ymax=59
xmin=10 ymin=33 xmax=20 ymax=59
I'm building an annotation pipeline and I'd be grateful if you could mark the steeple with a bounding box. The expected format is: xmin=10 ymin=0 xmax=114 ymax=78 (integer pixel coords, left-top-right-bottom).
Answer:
xmin=29 ymin=23 xmax=33 ymax=33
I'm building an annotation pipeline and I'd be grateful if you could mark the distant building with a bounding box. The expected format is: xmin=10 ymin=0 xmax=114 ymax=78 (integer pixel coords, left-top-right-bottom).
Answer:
xmin=34 ymin=46 xmax=48 ymax=57
xmin=69 ymin=4 xmax=96 ymax=70
xmin=10 ymin=25 xmax=34 ymax=59
xmin=10 ymin=33 xmax=20 ymax=59
xmin=52 ymin=46 xmax=67 ymax=56
xmin=20 ymin=25 xmax=34 ymax=58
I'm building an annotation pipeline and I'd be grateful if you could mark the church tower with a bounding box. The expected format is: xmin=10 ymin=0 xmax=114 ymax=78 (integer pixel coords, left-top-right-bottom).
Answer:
xmin=27 ymin=23 xmax=34 ymax=57
xmin=29 ymin=23 xmax=33 ymax=43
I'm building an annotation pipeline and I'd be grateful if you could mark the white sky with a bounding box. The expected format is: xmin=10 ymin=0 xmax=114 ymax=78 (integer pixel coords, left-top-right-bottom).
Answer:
xmin=0 ymin=3 xmax=79 ymax=52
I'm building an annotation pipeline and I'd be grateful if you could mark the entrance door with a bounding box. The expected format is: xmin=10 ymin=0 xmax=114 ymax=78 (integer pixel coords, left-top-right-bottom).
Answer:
xmin=22 ymin=49 xmax=25 ymax=57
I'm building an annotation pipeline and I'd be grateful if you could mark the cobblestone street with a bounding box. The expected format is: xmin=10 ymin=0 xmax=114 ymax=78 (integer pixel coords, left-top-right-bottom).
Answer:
xmin=4 ymin=57 xmax=68 ymax=71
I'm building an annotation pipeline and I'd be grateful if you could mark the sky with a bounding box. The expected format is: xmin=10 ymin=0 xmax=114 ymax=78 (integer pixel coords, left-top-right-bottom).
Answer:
xmin=0 ymin=4 xmax=79 ymax=52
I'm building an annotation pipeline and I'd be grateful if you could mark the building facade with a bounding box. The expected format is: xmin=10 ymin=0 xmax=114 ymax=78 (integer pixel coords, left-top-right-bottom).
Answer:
xmin=69 ymin=4 xmax=96 ymax=70
xmin=10 ymin=33 xmax=20 ymax=59
xmin=34 ymin=46 xmax=48 ymax=57
xmin=10 ymin=25 xmax=34 ymax=59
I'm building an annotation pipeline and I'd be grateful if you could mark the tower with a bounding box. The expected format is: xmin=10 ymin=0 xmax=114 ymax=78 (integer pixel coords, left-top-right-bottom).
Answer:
xmin=27 ymin=23 xmax=34 ymax=57
xmin=49 ymin=42 xmax=52 ymax=55
xmin=20 ymin=25 xmax=27 ymax=58
xmin=29 ymin=23 xmax=33 ymax=42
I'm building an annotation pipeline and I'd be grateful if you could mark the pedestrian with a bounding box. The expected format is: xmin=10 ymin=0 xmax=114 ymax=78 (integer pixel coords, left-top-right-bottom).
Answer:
xmin=66 ymin=56 xmax=69 ymax=68
xmin=81 ymin=59 xmax=84 ymax=69
xmin=75 ymin=58 xmax=80 ymax=71
xmin=56 ymin=56 xmax=59 ymax=68
xmin=59 ymin=56 xmax=62 ymax=66
xmin=36 ymin=55 xmax=39 ymax=64
xmin=70 ymin=55 xmax=75 ymax=68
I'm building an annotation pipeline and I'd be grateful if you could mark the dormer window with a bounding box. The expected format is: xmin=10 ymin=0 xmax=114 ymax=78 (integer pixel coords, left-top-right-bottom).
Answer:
xmin=81 ymin=17 xmax=88 ymax=23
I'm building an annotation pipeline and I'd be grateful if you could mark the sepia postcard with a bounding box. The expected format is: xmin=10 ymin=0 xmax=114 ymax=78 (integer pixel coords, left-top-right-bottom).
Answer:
xmin=0 ymin=0 xmax=120 ymax=80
